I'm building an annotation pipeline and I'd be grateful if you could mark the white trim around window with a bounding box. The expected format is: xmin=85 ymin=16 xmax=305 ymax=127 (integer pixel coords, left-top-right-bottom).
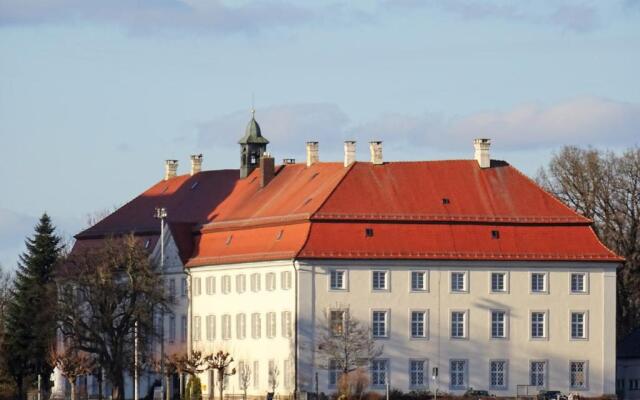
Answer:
xmin=569 ymin=360 xmax=589 ymax=390
xmin=409 ymin=309 xmax=429 ymax=340
xmin=371 ymin=270 xmax=390 ymax=292
xmin=529 ymin=309 xmax=549 ymax=341
xmin=489 ymin=271 xmax=509 ymax=294
xmin=569 ymin=272 xmax=589 ymax=295
xmin=569 ymin=310 xmax=589 ymax=341
xmin=489 ymin=359 xmax=508 ymax=390
xmin=450 ymin=309 xmax=468 ymax=339
xmin=409 ymin=359 xmax=428 ymax=388
xmin=409 ymin=270 xmax=429 ymax=292
xmin=489 ymin=309 xmax=509 ymax=340
xmin=328 ymin=269 xmax=348 ymax=291
xmin=450 ymin=271 xmax=468 ymax=293
xmin=371 ymin=309 xmax=390 ymax=339
xmin=530 ymin=271 xmax=549 ymax=294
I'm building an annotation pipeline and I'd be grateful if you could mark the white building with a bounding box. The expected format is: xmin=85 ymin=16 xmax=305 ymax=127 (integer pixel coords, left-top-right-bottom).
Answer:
xmin=65 ymin=115 xmax=621 ymax=399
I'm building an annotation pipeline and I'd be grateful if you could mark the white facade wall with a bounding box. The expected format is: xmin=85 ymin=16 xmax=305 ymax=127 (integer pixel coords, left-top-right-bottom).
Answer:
xmin=189 ymin=261 xmax=297 ymax=398
xmin=297 ymin=260 xmax=616 ymax=397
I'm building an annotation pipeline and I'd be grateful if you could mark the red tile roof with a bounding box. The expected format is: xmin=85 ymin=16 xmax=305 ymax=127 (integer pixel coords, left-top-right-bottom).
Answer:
xmin=72 ymin=159 xmax=622 ymax=266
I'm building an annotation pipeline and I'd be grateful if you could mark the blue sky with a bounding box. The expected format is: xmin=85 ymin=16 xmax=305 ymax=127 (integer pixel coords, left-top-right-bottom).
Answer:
xmin=1 ymin=0 xmax=639 ymax=269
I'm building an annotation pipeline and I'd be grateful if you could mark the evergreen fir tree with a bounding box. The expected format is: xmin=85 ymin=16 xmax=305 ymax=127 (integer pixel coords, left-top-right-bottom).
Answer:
xmin=3 ymin=213 xmax=62 ymax=400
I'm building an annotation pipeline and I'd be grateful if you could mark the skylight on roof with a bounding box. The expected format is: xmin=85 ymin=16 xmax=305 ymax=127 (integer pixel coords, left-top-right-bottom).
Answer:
xmin=190 ymin=181 xmax=199 ymax=190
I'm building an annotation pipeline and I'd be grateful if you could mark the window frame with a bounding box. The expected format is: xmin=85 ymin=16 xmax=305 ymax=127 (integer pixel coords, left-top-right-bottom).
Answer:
xmin=370 ymin=359 xmax=389 ymax=387
xmin=410 ymin=270 xmax=429 ymax=292
xmin=266 ymin=273 xmax=276 ymax=291
xmin=569 ymin=272 xmax=589 ymax=295
xmin=409 ymin=359 xmax=428 ymax=388
xmin=251 ymin=312 xmax=261 ymax=339
xmin=409 ymin=309 xmax=429 ymax=340
xmin=489 ymin=359 xmax=508 ymax=390
xmin=266 ymin=311 xmax=277 ymax=338
xmin=221 ymin=314 xmax=231 ymax=340
xmin=530 ymin=271 xmax=549 ymax=294
xmin=450 ymin=309 xmax=468 ymax=339
xmin=329 ymin=309 xmax=347 ymax=337
xmin=530 ymin=360 xmax=548 ymax=389
xmin=570 ymin=310 xmax=589 ymax=340
xmin=371 ymin=270 xmax=390 ymax=292
xmin=450 ymin=271 xmax=468 ymax=293
xmin=205 ymin=276 xmax=216 ymax=295
xmin=489 ymin=271 xmax=509 ymax=293
xmin=530 ymin=310 xmax=548 ymax=340
xmin=569 ymin=360 xmax=589 ymax=390
xmin=250 ymin=273 xmax=261 ymax=292
xmin=329 ymin=269 xmax=348 ymax=291
xmin=221 ymin=275 xmax=231 ymax=294
xmin=490 ymin=309 xmax=508 ymax=340
xmin=449 ymin=359 xmax=468 ymax=390
xmin=371 ymin=309 xmax=390 ymax=339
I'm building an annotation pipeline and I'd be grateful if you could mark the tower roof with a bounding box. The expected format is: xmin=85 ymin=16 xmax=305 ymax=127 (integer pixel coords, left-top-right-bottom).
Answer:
xmin=238 ymin=112 xmax=269 ymax=145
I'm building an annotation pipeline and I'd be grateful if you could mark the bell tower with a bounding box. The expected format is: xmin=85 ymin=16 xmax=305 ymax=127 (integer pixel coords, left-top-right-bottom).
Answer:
xmin=239 ymin=109 xmax=269 ymax=178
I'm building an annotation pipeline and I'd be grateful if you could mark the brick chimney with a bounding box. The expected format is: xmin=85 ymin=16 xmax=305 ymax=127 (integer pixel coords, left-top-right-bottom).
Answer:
xmin=306 ymin=142 xmax=319 ymax=167
xmin=344 ymin=141 xmax=356 ymax=167
xmin=260 ymin=153 xmax=275 ymax=187
xmin=190 ymin=154 xmax=203 ymax=176
xmin=369 ymin=141 xmax=383 ymax=165
xmin=164 ymin=160 xmax=178 ymax=180
xmin=473 ymin=138 xmax=491 ymax=168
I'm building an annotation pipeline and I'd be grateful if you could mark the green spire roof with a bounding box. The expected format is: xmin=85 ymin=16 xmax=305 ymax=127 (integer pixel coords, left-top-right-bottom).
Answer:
xmin=238 ymin=111 xmax=269 ymax=145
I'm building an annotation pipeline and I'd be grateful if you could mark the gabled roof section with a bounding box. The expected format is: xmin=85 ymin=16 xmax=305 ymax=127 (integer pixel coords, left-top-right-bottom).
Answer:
xmin=77 ymin=169 xmax=239 ymax=238
xmin=315 ymin=161 xmax=589 ymax=224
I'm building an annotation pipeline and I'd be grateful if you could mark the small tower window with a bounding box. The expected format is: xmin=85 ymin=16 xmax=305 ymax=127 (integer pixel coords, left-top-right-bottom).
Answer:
xmin=365 ymin=228 xmax=374 ymax=237
xmin=442 ymin=198 xmax=450 ymax=205
xmin=491 ymin=230 xmax=500 ymax=239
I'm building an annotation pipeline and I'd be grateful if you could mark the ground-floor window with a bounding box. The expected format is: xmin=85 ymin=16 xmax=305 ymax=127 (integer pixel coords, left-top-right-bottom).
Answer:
xmin=570 ymin=361 xmax=587 ymax=389
xmin=410 ymin=359 xmax=427 ymax=387
xmin=530 ymin=361 xmax=546 ymax=388
xmin=490 ymin=360 xmax=507 ymax=390
xmin=371 ymin=359 xmax=388 ymax=387
xmin=450 ymin=359 xmax=467 ymax=390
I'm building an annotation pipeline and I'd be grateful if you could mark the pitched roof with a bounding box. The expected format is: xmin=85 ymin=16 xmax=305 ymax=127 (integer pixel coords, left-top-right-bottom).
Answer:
xmin=185 ymin=160 xmax=621 ymax=267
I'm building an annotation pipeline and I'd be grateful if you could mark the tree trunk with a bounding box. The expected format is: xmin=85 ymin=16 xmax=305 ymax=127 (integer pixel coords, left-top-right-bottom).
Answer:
xmin=16 ymin=375 xmax=25 ymax=400
xmin=165 ymin=375 xmax=171 ymax=400
xmin=109 ymin=372 xmax=125 ymax=400
xmin=69 ymin=379 xmax=77 ymax=400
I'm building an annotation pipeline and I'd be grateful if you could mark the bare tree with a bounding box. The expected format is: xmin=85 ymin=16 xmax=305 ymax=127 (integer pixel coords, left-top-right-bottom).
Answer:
xmin=206 ymin=351 xmax=236 ymax=400
xmin=317 ymin=308 xmax=383 ymax=378
xmin=56 ymin=235 xmax=168 ymax=400
xmin=268 ymin=363 xmax=279 ymax=394
xmin=49 ymin=345 xmax=94 ymax=400
xmin=238 ymin=362 xmax=251 ymax=400
xmin=538 ymin=146 xmax=640 ymax=337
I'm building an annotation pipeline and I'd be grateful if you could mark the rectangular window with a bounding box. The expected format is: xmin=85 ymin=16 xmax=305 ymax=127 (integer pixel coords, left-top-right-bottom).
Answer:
xmin=281 ymin=311 xmax=292 ymax=338
xmin=169 ymin=279 xmax=176 ymax=302
xmin=490 ymin=360 xmax=507 ymax=390
xmin=531 ymin=312 xmax=546 ymax=338
xmin=253 ymin=361 xmax=260 ymax=389
xmin=531 ymin=273 xmax=546 ymax=293
xmin=411 ymin=311 xmax=427 ymax=338
xmin=222 ymin=275 xmax=231 ymax=294
xmin=450 ymin=360 xmax=467 ymax=389
xmin=530 ymin=361 xmax=546 ymax=387
xmin=491 ymin=272 xmax=506 ymax=292
xmin=571 ymin=273 xmax=586 ymax=293
xmin=372 ymin=311 xmax=388 ymax=338
xmin=193 ymin=315 xmax=201 ymax=341
xmin=284 ymin=359 xmax=292 ymax=389
xmin=266 ymin=273 xmax=276 ymax=291
xmin=268 ymin=360 xmax=277 ymax=388
xmin=451 ymin=272 xmax=466 ymax=292
xmin=266 ymin=312 xmax=276 ymax=338
xmin=570 ymin=361 xmax=587 ymax=389
xmin=206 ymin=276 xmax=216 ymax=295
xmin=169 ymin=315 xmax=176 ymax=343
xmin=491 ymin=311 xmax=506 ymax=338
xmin=330 ymin=310 xmax=346 ymax=336
xmin=251 ymin=313 xmax=261 ymax=339
xmin=236 ymin=275 xmax=246 ymax=293
xmin=370 ymin=359 xmax=388 ymax=386
xmin=411 ymin=271 xmax=427 ymax=291
xmin=451 ymin=311 xmax=466 ymax=338
xmin=222 ymin=314 xmax=231 ymax=340
xmin=250 ymin=273 xmax=261 ymax=292
xmin=236 ymin=313 xmax=246 ymax=339
xmin=193 ymin=277 xmax=201 ymax=296
xmin=281 ymin=271 xmax=292 ymax=290
xmin=330 ymin=270 xmax=346 ymax=290
xmin=329 ymin=360 xmax=341 ymax=387
xmin=206 ymin=315 xmax=215 ymax=341
xmin=180 ymin=315 xmax=187 ymax=343
xmin=571 ymin=312 xmax=586 ymax=339
xmin=410 ymin=360 xmax=426 ymax=387
xmin=181 ymin=277 xmax=187 ymax=297
xmin=372 ymin=271 xmax=388 ymax=290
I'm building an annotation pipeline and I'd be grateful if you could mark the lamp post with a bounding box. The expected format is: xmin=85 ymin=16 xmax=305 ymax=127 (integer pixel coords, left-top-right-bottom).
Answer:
xmin=154 ymin=207 xmax=168 ymax=399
